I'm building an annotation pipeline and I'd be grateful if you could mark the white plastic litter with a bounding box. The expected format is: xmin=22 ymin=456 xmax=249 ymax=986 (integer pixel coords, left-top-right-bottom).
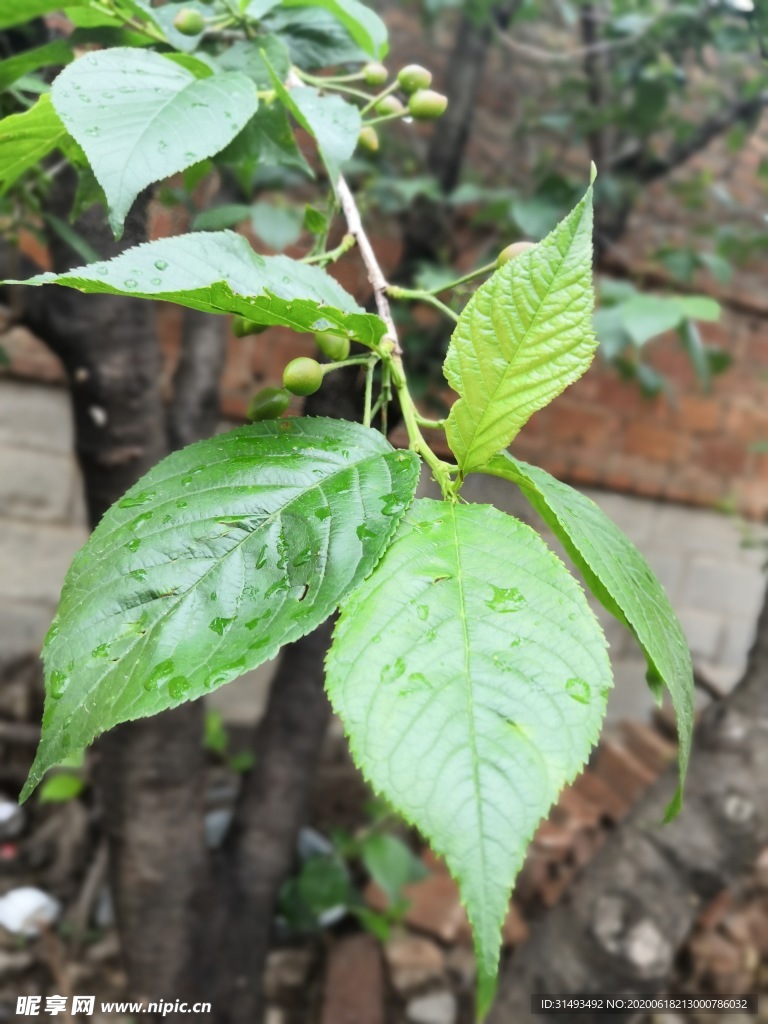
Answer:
xmin=0 ymin=887 xmax=61 ymax=937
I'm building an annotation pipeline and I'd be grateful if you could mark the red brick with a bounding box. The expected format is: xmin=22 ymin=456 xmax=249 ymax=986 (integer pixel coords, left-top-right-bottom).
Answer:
xmin=320 ymin=934 xmax=383 ymax=1024
xmin=677 ymin=395 xmax=721 ymax=434
xmin=591 ymin=739 xmax=657 ymax=804
xmin=699 ymin=437 xmax=748 ymax=477
xmin=624 ymin=422 xmax=691 ymax=463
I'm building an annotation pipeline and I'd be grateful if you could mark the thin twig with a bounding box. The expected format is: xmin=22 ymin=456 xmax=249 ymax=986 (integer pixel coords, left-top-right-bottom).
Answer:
xmin=336 ymin=176 xmax=401 ymax=353
xmin=68 ymin=841 xmax=109 ymax=956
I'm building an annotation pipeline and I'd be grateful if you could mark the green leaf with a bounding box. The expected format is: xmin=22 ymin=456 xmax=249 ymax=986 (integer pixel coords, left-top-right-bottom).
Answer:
xmin=444 ymin=185 xmax=596 ymax=474
xmin=38 ymin=773 xmax=85 ymax=804
xmin=214 ymin=35 xmax=290 ymax=88
xmin=620 ymin=295 xmax=683 ymax=346
xmin=281 ymin=0 xmax=388 ymax=58
xmin=481 ymin=453 xmax=693 ymax=819
xmin=266 ymin=59 xmax=361 ymax=192
xmin=51 ymin=48 xmax=258 ymax=235
xmin=0 ymin=42 xmax=72 ymax=93
xmin=7 ymin=231 xmax=387 ymax=346
xmin=265 ymin=6 xmax=368 ymax=68
xmin=217 ymin=104 xmax=312 ymax=189
xmin=0 ymin=0 xmax=85 ymax=29
xmin=0 ymin=95 xmax=71 ymax=194
xmin=326 ymin=498 xmax=611 ymax=1013
xmin=23 ymin=419 xmax=419 ymax=801
xmin=360 ymin=833 xmax=429 ymax=906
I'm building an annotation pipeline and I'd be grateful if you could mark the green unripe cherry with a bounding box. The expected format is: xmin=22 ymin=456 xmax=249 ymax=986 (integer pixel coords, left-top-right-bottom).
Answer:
xmin=407 ymin=89 xmax=448 ymax=120
xmin=232 ymin=315 xmax=268 ymax=338
xmin=496 ymin=240 xmax=536 ymax=267
xmin=363 ymin=62 xmax=388 ymax=86
xmin=397 ymin=64 xmax=432 ymax=94
xmin=283 ymin=357 xmax=324 ymax=397
xmin=315 ymin=331 xmax=351 ymax=361
xmin=173 ymin=7 xmax=206 ymax=35
xmin=358 ymin=126 xmax=380 ymax=153
xmin=246 ymin=387 xmax=291 ymax=422
xmin=375 ymin=95 xmax=405 ymax=117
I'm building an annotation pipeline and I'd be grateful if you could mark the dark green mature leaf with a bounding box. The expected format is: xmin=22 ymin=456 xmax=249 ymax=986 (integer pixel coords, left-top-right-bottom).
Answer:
xmin=265 ymin=6 xmax=368 ymax=68
xmin=444 ymin=186 xmax=596 ymax=474
xmin=0 ymin=95 xmax=71 ymax=193
xmin=217 ymin=104 xmax=312 ymax=189
xmin=282 ymin=0 xmax=388 ymax=58
xmin=7 ymin=231 xmax=388 ymax=346
xmin=51 ymin=48 xmax=257 ymax=235
xmin=266 ymin=59 xmax=361 ymax=190
xmin=0 ymin=0 xmax=85 ymax=29
xmin=23 ymin=419 xmax=420 ymax=801
xmin=482 ymin=453 xmax=693 ymax=819
xmin=215 ymin=35 xmax=290 ymax=87
xmin=327 ymin=498 xmax=611 ymax=1014
xmin=0 ymin=42 xmax=72 ymax=93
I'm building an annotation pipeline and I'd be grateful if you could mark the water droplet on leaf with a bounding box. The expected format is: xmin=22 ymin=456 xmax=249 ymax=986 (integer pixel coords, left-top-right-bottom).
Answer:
xmin=565 ymin=677 xmax=591 ymax=704
xmin=487 ymin=585 xmax=525 ymax=612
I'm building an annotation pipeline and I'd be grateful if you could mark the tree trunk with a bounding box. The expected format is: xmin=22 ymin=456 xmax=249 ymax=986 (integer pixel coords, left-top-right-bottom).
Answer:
xmin=8 ymin=171 xmax=211 ymax=1017
xmin=215 ymin=366 xmax=362 ymax=1024
xmin=488 ymin=600 xmax=768 ymax=1023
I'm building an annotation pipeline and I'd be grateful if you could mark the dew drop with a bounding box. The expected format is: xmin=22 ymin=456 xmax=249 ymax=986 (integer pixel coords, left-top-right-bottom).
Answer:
xmin=92 ymin=642 xmax=111 ymax=658
xmin=127 ymin=538 xmax=141 ymax=553
xmin=150 ymin=277 xmax=162 ymax=286
xmin=356 ymin=524 xmax=376 ymax=542
xmin=256 ymin=545 xmax=268 ymax=569
xmin=145 ymin=658 xmax=175 ymax=692
xmin=119 ymin=490 xmax=155 ymax=509
xmin=124 ymin=278 xmax=138 ymax=289
xmin=162 ymin=514 xmax=172 ymax=524
xmin=486 ymin=584 xmax=525 ymax=612
xmin=154 ymin=260 xmax=169 ymax=271
xmin=292 ymin=547 xmax=313 ymax=567
xmin=314 ymin=506 xmax=331 ymax=521
xmin=371 ymin=635 xmax=382 ymax=644
xmin=176 ymin=500 xmax=188 ymax=509
xmin=245 ymin=616 xmax=260 ymax=630
xmin=380 ymin=657 xmax=405 ymax=684
xmin=416 ymin=604 xmax=429 ymax=621
xmin=168 ymin=675 xmax=191 ymax=699
xmin=265 ymin=579 xmax=289 ymax=598
xmin=209 ymin=616 xmax=234 ymax=636
xmin=565 ymin=677 xmax=591 ymax=704
xmin=50 ymin=669 xmax=70 ymax=699
xmin=85 ymin=126 xmax=101 ymax=137
xmin=129 ymin=568 xmax=147 ymax=582
xmin=408 ymin=672 xmax=429 ymax=687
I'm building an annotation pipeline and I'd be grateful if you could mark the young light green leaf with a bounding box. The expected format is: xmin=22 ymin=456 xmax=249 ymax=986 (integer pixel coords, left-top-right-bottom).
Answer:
xmin=281 ymin=0 xmax=388 ymax=58
xmin=24 ymin=419 xmax=419 ymax=802
xmin=51 ymin=48 xmax=257 ymax=235
xmin=360 ymin=834 xmax=429 ymax=907
xmin=444 ymin=185 xmax=596 ymax=474
xmin=265 ymin=58 xmax=361 ymax=191
xmin=0 ymin=42 xmax=72 ymax=93
xmin=0 ymin=95 xmax=70 ymax=193
xmin=0 ymin=0 xmax=85 ymax=29
xmin=326 ymin=498 xmax=611 ymax=1015
xmin=482 ymin=453 xmax=693 ymax=819
xmin=5 ymin=231 xmax=387 ymax=346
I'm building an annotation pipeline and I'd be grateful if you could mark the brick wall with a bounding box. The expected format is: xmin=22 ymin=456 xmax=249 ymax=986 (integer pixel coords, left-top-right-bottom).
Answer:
xmin=4 ymin=7 xmax=768 ymax=516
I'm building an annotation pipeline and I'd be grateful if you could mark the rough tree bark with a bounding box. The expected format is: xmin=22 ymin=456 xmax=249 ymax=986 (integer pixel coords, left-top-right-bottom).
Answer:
xmin=488 ymin=602 xmax=768 ymax=1022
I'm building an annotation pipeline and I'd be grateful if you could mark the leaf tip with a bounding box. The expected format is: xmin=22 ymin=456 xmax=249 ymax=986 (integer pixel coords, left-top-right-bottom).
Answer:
xmin=590 ymin=160 xmax=598 ymax=185
xmin=663 ymin=784 xmax=683 ymax=823
xmin=476 ymin=960 xmax=499 ymax=1021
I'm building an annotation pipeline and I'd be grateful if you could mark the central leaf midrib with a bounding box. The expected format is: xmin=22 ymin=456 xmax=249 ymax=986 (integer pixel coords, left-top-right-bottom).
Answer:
xmin=460 ymin=203 xmax=586 ymax=466
xmin=449 ymin=505 xmax=488 ymax=906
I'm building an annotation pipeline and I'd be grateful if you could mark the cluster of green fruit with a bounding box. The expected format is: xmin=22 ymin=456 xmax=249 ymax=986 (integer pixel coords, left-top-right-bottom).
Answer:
xmin=236 ymin=324 xmax=352 ymax=421
xmin=359 ymin=63 xmax=448 ymax=153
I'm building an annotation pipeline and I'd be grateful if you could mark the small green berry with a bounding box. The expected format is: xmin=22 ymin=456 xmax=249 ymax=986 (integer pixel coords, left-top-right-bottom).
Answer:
xmin=358 ymin=126 xmax=380 ymax=153
xmin=246 ymin=387 xmax=291 ymax=422
xmin=397 ymin=64 xmax=432 ymax=94
xmin=283 ymin=357 xmax=323 ymax=397
xmin=375 ymin=95 xmax=405 ymax=117
xmin=496 ymin=240 xmax=536 ymax=267
xmin=363 ymin=62 xmax=388 ymax=86
xmin=315 ymin=331 xmax=351 ymax=361
xmin=407 ymin=89 xmax=448 ymax=120
xmin=173 ymin=7 xmax=206 ymax=35
xmin=232 ymin=315 xmax=268 ymax=338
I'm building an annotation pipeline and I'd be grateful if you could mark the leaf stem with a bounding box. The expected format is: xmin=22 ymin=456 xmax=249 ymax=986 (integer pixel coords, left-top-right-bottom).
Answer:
xmin=425 ymin=260 xmax=497 ymax=294
xmin=387 ymin=285 xmax=459 ymax=323
xmin=302 ymin=232 xmax=356 ymax=266
xmin=364 ymin=111 xmax=407 ymax=127
xmin=363 ymin=359 xmax=375 ymax=428
xmin=321 ymin=355 xmax=374 ymax=375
